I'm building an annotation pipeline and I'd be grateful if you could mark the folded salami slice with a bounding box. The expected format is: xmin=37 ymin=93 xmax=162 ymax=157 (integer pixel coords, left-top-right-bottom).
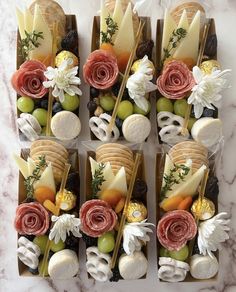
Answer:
xmin=157 ymin=210 xmax=197 ymax=251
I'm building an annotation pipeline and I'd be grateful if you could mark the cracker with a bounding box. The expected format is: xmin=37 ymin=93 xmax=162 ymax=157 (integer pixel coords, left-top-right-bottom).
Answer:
xmin=31 ymin=140 xmax=68 ymax=157
xmin=30 ymin=145 xmax=68 ymax=160
xmin=96 ymin=143 xmax=133 ymax=155
xmin=32 ymin=155 xmax=65 ymax=170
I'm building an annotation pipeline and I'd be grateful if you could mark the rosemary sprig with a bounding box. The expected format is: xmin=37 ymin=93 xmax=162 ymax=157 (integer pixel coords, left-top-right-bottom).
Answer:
xmin=19 ymin=30 xmax=44 ymax=60
xmin=24 ymin=156 xmax=47 ymax=199
xmin=162 ymin=28 xmax=187 ymax=65
xmin=91 ymin=163 xmax=105 ymax=198
xmin=101 ymin=15 xmax=118 ymax=45
xmin=160 ymin=163 xmax=190 ymax=200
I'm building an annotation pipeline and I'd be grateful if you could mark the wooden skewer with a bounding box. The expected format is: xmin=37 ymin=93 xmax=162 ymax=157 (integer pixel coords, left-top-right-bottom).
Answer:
xmin=111 ymin=152 xmax=142 ymax=269
xmin=107 ymin=21 xmax=145 ymax=134
xmin=40 ymin=163 xmax=71 ymax=277
xmin=181 ymin=20 xmax=211 ymax=136
xmin=46 ymin=21 xmax=58 ymax=137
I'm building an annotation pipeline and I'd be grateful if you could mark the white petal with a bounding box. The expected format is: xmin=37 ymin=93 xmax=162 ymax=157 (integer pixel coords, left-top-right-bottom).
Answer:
xmin=134 ymin=97 xmax=149 ymax=112
xmin=193 ymin=66 xmax=203 ymax=83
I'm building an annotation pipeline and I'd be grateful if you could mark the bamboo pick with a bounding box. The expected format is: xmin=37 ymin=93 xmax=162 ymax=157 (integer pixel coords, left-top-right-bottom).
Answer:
xmin=46 ymin=21 xmax=58 ymax=137
xmin=181 ymin=20 xmax=211 ymax=136
xmin=111 ymin=152 xmax=142 ymax=269
xmin=40 ymin=163 xmax=71 ymax=277
xmin=107 ymin=21 xmax=145 ymax=134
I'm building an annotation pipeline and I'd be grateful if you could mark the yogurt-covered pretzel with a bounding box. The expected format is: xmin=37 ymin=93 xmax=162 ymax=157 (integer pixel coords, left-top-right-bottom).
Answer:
xmin=159 ymin=125 xmax=190 ymax=145
xmin=157 ymin=112 xmax=184 ymax=128
xmin=158 ymin=257 xmax=189 ymax=282
xmin=17 ymin=237 xmax=41 ymax=269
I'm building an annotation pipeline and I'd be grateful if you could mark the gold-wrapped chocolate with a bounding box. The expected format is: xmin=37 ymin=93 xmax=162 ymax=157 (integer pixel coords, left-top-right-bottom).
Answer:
xmin=56 ymin=189 xmax=76 ymax=211
xmin=191 ymin=198 xmax=215 ymax=220
xmin=126 ymin=201 xmax=147 ymax=223
xmin=131 ymin=59 xmax=155 ymax=75
xmin=55 ymin=50 xmax=79 ymax=69
xmin=200 ymin=60 xmax=221 ymax=75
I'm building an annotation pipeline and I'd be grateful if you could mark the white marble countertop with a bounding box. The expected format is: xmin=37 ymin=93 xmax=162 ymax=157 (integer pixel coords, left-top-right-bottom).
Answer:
xmin=1 ymin=0 xmax=236 ymax=291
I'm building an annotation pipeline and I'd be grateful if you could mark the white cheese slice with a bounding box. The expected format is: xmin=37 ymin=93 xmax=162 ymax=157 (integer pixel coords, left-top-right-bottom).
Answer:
xmin=100 ymin=0 xmax=109 ymax=45
xmin=24 ymin=8 xmax=33 ymax=34
xmin=161 ymin=154 xmax=174 ymax=188
xmin=191 ymin=118 xmax=223 ymax=149
xmin=114 ymin=3 xmax=134 ymax=55
xmin=112 ymin=0 xmax=124 ymax=43
xmin=34 ymin=163 xmax=56 ymax=193
xmin=27 ymin=157 xmax=36 ymax=177
xmin=13 ymin=154 xmax=28 ymax=179
xmin=161 ymin=9 xmax=177 ymax=60
xmin=107 ymin=167 xmax=127 ymax=195
xmin=16 ymin=7 xmax=26 ymax=39
xmin=89 ymin=157 xmax=99 ymax=176
xmin=177 ymin=9 xmax=189 ymax=30
xmin=173 ymin=10 xmax=200 ymax=63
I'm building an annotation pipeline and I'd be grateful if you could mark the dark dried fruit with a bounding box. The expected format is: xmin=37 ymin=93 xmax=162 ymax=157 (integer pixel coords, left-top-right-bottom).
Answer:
xmin=65 ymin=235 xmax=79 ymax=251
xmin=205 ymin=176 xmax=219 ymax=201
xmin=202 ymin=108 xmax=214 ymax=118
xmin=132 ymin=179 xmax=148 ymax=202
xmin=61 ymin=30 xmax=78 ymax=55
xmin=192 ymin=240 xmax=200 ymax=255
xmin=66 ymin=172 xmax=80 ymax=195
xmin=87 ymin=100 xmax=97 ymax=113
xmin=82 ymin=233 xmax=97 ymax=247
xmin=136 ymin=40 xmax=154 ymax=60
xmin=112 ymin=83 xmax=121 ymax=97
xmin=204 ymin=34 xmax=217 ymax=58
xmin=40 ymin=99 xmax=48 ymax=110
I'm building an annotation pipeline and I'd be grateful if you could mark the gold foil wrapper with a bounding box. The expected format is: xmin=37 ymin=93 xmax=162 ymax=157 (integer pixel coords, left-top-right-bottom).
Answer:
xmin=55 ymin=50 xmax=79 ymax=69
xmin=56 ymin=189 xmax=77 ymax=211
xmin=191 ymin=198 xmax=215 ymax=220
xmin=131 ymin=59 xmax=155 ymax=75
xmin=200 ymin=60 xmax=221 ymax=75
xmin=126 ymin=201 xmax=147 ymax=223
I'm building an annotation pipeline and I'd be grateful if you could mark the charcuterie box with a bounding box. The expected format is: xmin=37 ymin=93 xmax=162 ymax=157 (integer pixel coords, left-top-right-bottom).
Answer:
xmin=155 ymin=147 xmax=220 ymax=282
xmin=81 ymin=144 xmax=150 ymax=282
xmin=16 ymin=145 xmax=80 ymax=277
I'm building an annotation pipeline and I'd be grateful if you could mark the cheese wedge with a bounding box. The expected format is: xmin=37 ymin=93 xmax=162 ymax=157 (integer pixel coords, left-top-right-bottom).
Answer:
xmin=114 ymin=3 xmax=134 ymax=55
xmin=13 ymin=154 xmax=28 ymax=179
xmin=34 ymin=163 xmax=56 ymax=193
xmin=112 ymin=0 xmax=124 ymax=42
xmin=100 ymin=0 xmax=109 ymax=45
xmin=173 ymin=10 xmax=200 ymax=63
xmin=16 ymin=7 xmax=26 ymax=39
xmin=24 ymin=8 xmax=34 ymax=34
xmin=107 ymin=167 xmax=127 ymax=195
xmin=161 ymin=154 xmax=174 ymax=188
xmin=161 ymin=10 xmax=177 ymax=60
xmin=27 ymin=157 xmax=36 ymax=177
xmin=177 ymin=10 xmax=189 ymax=30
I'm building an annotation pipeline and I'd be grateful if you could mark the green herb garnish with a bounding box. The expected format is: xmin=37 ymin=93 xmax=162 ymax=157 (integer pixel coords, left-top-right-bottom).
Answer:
xmin=100 ymin=15 xmax=118 ymax=44
xmin=24 ymin=156 xmax=47 ymax=199
xmin=91 ymin=163 xmax=105 ymax=198
xmin=162 ymin=28 xmax=187 ymax=65
xmin=20 ymin=30 xmax=44 ymax=60
xmin=160 ymin=163 xmax=190 ymax=200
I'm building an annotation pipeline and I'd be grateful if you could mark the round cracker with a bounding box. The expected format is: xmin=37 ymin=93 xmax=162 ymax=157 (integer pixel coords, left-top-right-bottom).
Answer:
xmin=96 ymin=143 xmax=133 ymax=155
xmin=170 ymin=153 xmax=208 ymax=163
xmin=30 ymin=145 xmax=68 ymax=159
xmin=96 ymin=150 xmax=133 ymax=161
xmin=31 ymin=150 xmax=67 ymax=164
xmin=97 ymin=156 xmax=134 ymax=169
xmin=32 ymin=154 xmax=65 ymax=170
xmin=31 ymin=140 xmax=68 ymax=156
xmin=96 ymin=148 xmax=133 ymax=161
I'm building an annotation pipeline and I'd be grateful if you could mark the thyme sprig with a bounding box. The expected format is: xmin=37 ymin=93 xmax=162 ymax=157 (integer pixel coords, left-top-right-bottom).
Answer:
xmin=100 ymin=15 xmax=118 ymax=45
xmin=162 ymin=28 xmax=187 ymax=65
xmin=24 ymin=156 xmax=47 ymax=199
xmin=19 ymin=30 xmax=44 ymax=60
xmin=160 ymin=163 xmax=190 ymax=200
xmin=91 ymin=163 xmax=105 ymax=198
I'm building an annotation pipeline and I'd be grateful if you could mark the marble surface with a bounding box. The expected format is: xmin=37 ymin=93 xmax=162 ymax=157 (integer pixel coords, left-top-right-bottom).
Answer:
xmin=0 ymin=0 xmax=236 ymax=291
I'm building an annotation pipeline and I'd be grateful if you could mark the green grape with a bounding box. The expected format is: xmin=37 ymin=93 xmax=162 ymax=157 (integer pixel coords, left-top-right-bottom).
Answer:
xmin=133 ymin=101 xmax=151 ymax=115
xmin=32 ymin=108 xmax=48 ymax=126
xmin=98 ymin=232 xmax=115 ymax=253
xmin=61 ymin=93 xmax=80 ymax=111
xmin=38 ymin=259 xmax=49 ymax=276
xmin=159 ymin=247 xmax=170 ymax=257
xmin=17 ymin=96 xmax=34 ymax=113
xmin=117 ymin=101 xmax=133 ymax=120
xmin=100 ymin=94 xmax=115 ymax=111
xmin=50 ymin=239 xmax=65 ymax=253
xmin=188 ymin=117 xmax=197 ymax=131
xmin=33 ymin=235 xmax=48 ymax=255
xmin=156 ymin=97 xmax=174 ymax=113
xmin=169 ymin=245 xmax=189 ymax=261
xmin=174 ymin=99 xmax=188 ymax=117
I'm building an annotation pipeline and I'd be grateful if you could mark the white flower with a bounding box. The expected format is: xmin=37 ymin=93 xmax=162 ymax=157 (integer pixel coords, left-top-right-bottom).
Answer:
xmin=126 ymin=56 xmax=157 ymax=112
xmin=198 ymin=212 xmax=230 ymax=257
xmin=123 ymin=220 xmax=154 ymax=255
xmin=49 ymin=214 xmax=82 ymax=244
xmin=43 ymin=59 xmax=82 ymax=103
xmin=188 ymin=66 xmax=231 ymax=118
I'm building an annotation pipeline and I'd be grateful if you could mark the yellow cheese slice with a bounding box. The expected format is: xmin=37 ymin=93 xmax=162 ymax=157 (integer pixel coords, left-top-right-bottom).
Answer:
xmin=13 ymin=154 xmax=28 ymax=179
xmin=27 ymin=157 xmax=36 ymax=177
xmin=16 ymin=7 xmax=26 ymax=39
xmin=107 ymin=167 xmax=127 ymax=195
xmin=112 ymin=0 xmax=124 ymax=43
xmin=24 ymin=8 xmax=34 ymax=34
xmin=177 ymin=9 xmax=189 ymax=30
xmin=34 ymin=163 xmax=56 ymax=193
xmin=100 ymin=0 xmax=109 ymax=45
xmin=114 ymin=3 xmax=134 ymax=55
xmin=161 ymin=9 xmax=177 ymax=60
xmin=173 ymin=10 xmax=200 ymax=63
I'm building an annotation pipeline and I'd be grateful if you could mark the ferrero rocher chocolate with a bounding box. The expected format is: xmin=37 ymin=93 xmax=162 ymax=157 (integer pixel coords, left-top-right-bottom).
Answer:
xmin=56 ymin=189 xmax=77 ymax=211
xmin=131 ymin=59 xmax=155 ymax=75
xmin=55 ymin=50 xmax=79 ymax=69
xmin=126 ymin=201 xmax=147 ymax=223
xmin=191 ymin=198 xmax=215 ymax=221
xmin=200 ymin=60 xmax=221 ymax=75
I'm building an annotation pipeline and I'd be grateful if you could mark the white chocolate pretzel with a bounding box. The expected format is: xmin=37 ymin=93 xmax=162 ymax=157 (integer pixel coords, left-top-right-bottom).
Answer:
xmin=17 ymin=117 xmax=39 ymax=141
xmin=17 ymin=237 xmax=41 ymax=269
xmin=159 ymin=125 xmax=190 ymax=145
xmin=158 ymin=257 xmax=189 ymax=282
xmin=157 ymin=112 xmax=184 ymax=128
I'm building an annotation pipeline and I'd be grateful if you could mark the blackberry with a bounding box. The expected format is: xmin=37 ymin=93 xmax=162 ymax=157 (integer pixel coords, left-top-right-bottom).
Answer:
xmin=87 ymin=100 xmax=97 ymax=113
xmin=61 ymin=30 xmax=78 ymax=54
xmin=205 ymin=176 xmax=219 ymax=201
xmin=28 ymin=267 xmax=39 ymax=275
xmin=110 ymin=267 xmax=121 ymax=282
xmin=202 ymin=108 xmax=214 ymax=118
xmin=66 ymin=171 xmax=80 ymax=194
xmin=52 ymin=102 xmax=63 ymax=114
xmin=90 ymin=87 xmax=99 ymax=98
xmin=81 ymin=233 xmax=97 ymax=247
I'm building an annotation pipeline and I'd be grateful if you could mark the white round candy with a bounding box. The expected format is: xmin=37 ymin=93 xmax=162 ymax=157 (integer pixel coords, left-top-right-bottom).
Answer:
xmin=51 ymin=111 xmax=81 ymax=140
xmin=48 ymin=249 xmax=79 ymax=279
xmin=118 ymin=251 xmax=148 ymax=280
xmin=190 ymin=254 xmax=219 ymax=279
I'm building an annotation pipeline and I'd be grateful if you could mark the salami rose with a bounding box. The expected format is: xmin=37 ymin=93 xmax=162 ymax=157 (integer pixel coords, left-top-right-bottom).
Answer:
xmin=157 ymin=210 xmax=197 ymax=251
xmin=11 ymin=60 xmax=48 ymax=98
xmin=14 ymin=202 xmax=49 ymax=235
xmin=157 ymin=60 xmax=195 ymax=99
xmin=83 ymin=49 xmax=119 ymax=90
xmin=80 ymin=199 xmax=117 ymax=237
